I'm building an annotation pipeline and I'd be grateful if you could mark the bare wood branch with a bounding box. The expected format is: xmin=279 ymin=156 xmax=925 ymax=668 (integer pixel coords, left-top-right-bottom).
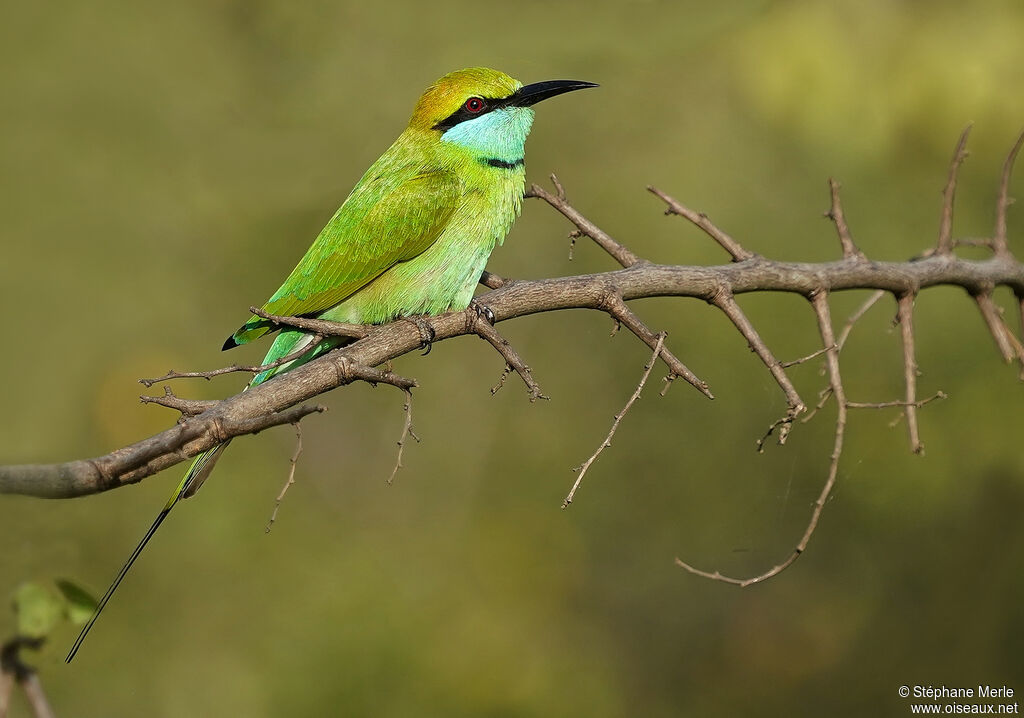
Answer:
xmin=837 ymin=290 xmax=886 ymax=352
xmin=780 ymin=345 xmax=835 ymax=369
xmin=265 ymin=423 xmax=303 ymax=532
xmin=6 ymin=150 xmax=1024 ymax=503
xmin=896 ymin=294 xmax=925 ymax=454
xmin=489 ymin=364 xmax=513 ymax=396
xmin=249 ymin=307 xmax=368 ymax=339
xmin=386 ymin=388 xmax=419 ymax=485
xmin=676 ymin=291 xmax=846 ymax=586
xmin=139 ymin=333 xmax=326 ymax=387
xmin=563 ymin=333 xmax=665 ymax=508
xmin=826 ymin=178 xmax=867 ymax=260
xmin=647 ymin=185 xmax=756 ymax=262
xmin=994 ymin=127 xmax=1024 ymax=257
xmin=974 ymin=292 xmax=1024 ymax=364
xmin=601 ymin=292 xmax=713 ymax=399
xmin=139 ymin=387 xmax=217 ymax=417
xmin=936 ymin=124 xmax=972 ymax=256
xmin=466 ymin=309 xmax=547 ymax=401
xmin=4 ymin=249 xmax=1023 ymax=499
xmin=713 ymin=290 xmax=806 ymax=445
xmin=847 ymin=391 xmax=947 ymax=409
xmin=479 ymin=270 xmax=506 ymax=289
xmin=526 ymin=178 xmax=640 ymax=268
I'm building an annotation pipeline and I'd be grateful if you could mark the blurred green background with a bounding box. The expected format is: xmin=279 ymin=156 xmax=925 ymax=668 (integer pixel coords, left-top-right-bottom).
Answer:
xmin=2 ymin=0 xmax=1023 ymax=715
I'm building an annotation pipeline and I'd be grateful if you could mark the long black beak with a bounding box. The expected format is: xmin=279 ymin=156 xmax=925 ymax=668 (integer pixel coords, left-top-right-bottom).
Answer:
xmin=506 ymin=79 xmax=599 ymax=108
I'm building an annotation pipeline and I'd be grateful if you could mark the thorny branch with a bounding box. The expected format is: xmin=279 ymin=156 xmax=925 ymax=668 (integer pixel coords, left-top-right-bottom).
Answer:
xmin=264 ymin=423 xmax=303 ymax=533
xmin=2 ymin=130 xmax=1024 ymax=589
xmin=563 ymin=333 xmax=666 ymax=508
xmin=386 ymin=388 xmax=419 ymax=485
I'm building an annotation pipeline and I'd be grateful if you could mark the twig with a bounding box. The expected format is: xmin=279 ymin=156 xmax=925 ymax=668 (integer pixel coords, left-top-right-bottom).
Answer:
xmin=139 ymin=333 xmax=326 ymax=386
xmin=825 ymin=178 xmax=867 ymax=260
xmin=601 ymin=292 xmax=713 ymax=399
xmin=677 ymin=291 xmax=845 ymax=585
xmin=713 ymin=291 xmax=805 ymax=447
xmin=527 ymin=177 xmax=640 ymax=268
xmin=265 ymin=424 xmax=303 ymax=532
xmin=563 ymin=334 xmax=665 ymax=508
xmin=386 ymin=388 xmax=419 ymax=485
xmin=647 ymin=186 xmax=756 ymax=262
xmin=479 ymin=270 xmax=506 ymax=289
xmin=895 ymin=294 xmax=925 ymax=453
xmin=847 ymin=391 xmax=947 ymax=409
xmin=249 ymin=308 xmax=368 ymax=339
xmin=974 ymin=292 xmax=1024 ymax=363
xmin=139 ymin=387 xmax=217 ymax=417
xmin=780 ymin=345 xmax=835 ymax=369
xmin=837 ymin=290 xmax=886 ymax=352
xmin=467 ymin=309 xmax=548 ymax=401
xmin=994 ymin=128 xmax=1024 ymax=257
xmin=936 ymin=125 xmax=972 ymax=256
xmin=489 ymin=364 xmax=513 ymax=395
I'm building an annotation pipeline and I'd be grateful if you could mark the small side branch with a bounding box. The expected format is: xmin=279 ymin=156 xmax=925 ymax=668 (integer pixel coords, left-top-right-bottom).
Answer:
xmin=466 ymin=309 xmax=547 ymax=401
xmin=712 ymin=291 xmax=806 ymax=446
xmin=647 ymin=186 xmax=756 ymax=262
xmin=896 ymin=294 xmax=924 ymax=454
xmin=837 ymin=290 xmax=886 ymax=352
xmin=826 ymin=178 xmax=867 ymax=260
xmin=249 ymin=307 xmax=368 ymax=339
xmin=139 ymin=333 xmax=326 ymax=387
xmin=264 ymin=423 xmax=303 ymax=532
xmin=676 ymin=291 xmax=846 ymax=586
xmin=936 ymin=125 xmax=972 ymax=256
xmin=601 ymin=293 xmax=713 ymax=399
xmin=847 ymin=391 xmax=947 ymax=409
xmin=386 ymin=388 xmax=419 ymax=485
xmin=526 ymin=177 xmax=640 ymax=268
xmin=994 ymin=128 xmax=1024 ymax=257
xmin=974 ymin=292 xmax=1024 ymax=365
xmin=563 ymin=333 xmax=665 ymax=508
xmin=479 ymin=270 xmax=506 ymax=289
xmin=139 ymin=387 xmax=217 ymax=417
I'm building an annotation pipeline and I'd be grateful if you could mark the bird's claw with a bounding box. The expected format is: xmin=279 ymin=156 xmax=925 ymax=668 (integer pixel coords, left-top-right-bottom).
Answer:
xmin=470 ymin=299 xmax=496 ymax=326
xmin=404 ymin=317 xmax=436 ymax=355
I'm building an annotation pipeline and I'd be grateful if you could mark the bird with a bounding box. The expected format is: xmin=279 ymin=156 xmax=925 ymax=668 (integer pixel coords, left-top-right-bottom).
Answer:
xmin=66 ymin=67 xmax=597 ymax=661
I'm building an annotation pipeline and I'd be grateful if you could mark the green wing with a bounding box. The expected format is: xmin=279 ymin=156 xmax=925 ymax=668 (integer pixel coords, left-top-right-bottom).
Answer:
xmin=227 ymin=163 xmax=461 ymax=347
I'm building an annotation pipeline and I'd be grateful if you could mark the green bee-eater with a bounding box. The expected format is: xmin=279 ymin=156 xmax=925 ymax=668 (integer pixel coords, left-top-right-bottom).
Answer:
xmin=67 ymin=67 xmax=596 ymax=660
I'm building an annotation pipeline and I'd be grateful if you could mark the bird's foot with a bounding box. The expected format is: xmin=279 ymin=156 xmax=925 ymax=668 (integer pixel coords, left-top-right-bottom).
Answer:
xmin=469 ymin=298 xmax=496 ymax=326
xmin=403 ymin=316 xmax=436 ymax=355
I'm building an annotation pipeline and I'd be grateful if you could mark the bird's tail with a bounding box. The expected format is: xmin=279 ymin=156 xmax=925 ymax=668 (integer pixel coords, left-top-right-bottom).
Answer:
xmin=65 ymin=442 xmax=229 ymax=662
xmin=67 ymin=328 xmax=333 ymax=662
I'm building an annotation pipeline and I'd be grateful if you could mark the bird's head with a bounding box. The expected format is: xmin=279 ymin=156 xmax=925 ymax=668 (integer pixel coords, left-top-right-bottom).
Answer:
xmin=409 ymin=67 xmax=596 ymax=162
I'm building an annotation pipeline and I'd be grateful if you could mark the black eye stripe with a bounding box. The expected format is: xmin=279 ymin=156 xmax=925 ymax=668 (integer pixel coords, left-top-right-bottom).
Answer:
xmin=433 ymin=95 xmax=505 ymax=131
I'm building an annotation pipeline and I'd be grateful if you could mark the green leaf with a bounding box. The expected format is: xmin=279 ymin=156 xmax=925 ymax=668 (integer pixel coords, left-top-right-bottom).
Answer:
xmin=55 ymin=579 xmax=99 ymax=626
xmin=12 ymin=582 xmax=63 ymax=639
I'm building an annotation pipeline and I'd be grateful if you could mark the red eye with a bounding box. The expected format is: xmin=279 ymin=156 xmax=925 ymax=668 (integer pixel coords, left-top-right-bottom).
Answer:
xmin=464 ymin=97 xmax=485 ymax=113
